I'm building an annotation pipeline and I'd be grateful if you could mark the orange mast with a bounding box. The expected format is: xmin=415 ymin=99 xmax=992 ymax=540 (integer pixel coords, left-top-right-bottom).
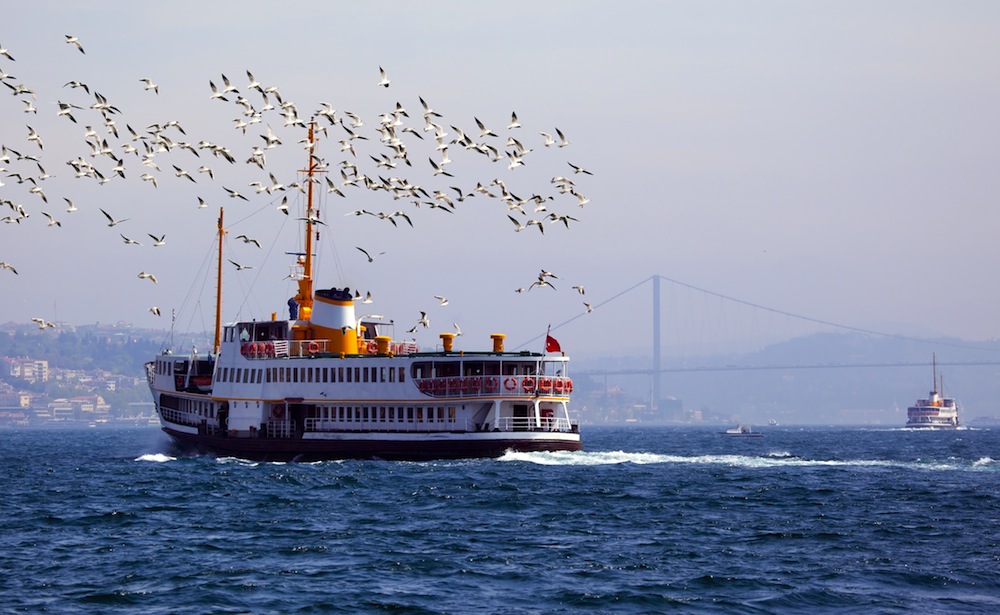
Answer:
xmin=214 ymin=207 xmax=224 ymax=354
xmin=294 ymin=121 xmax=317 ymax=321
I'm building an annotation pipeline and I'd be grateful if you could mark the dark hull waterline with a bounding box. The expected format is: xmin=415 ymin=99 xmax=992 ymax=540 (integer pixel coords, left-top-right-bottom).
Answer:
xmin=162 ymin=427 xmax=583 ymax=462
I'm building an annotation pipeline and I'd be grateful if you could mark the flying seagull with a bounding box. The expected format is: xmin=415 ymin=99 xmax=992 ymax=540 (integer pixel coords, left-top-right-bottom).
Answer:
xmin=64 ymin=35 xmax=85 ymax=54
xmin=100 ymin=208 xmax=129 ymax=227
xmin=555 ymin=127 xmax=570 ymax=147
xmin=377 ymin=66 xmax=390 ymax=88
xmin=356 ymin=246 xmax=384 ymax=262
xmin=40 ymin=211 xmax=61 ymax=227
xmin=236 ymin=234 xmax=260 ymax=248
xmin=223 ymin=186 xmax=249 ymax=201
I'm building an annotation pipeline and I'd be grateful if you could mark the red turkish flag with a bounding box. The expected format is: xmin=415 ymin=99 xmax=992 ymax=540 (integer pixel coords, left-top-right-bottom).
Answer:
xmin=545 ymin=334 xmax=561 ymax=353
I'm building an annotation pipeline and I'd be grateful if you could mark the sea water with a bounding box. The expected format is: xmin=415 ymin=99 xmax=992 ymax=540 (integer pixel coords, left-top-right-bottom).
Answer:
xmin=1 ymin=425 xmax=998 ymax=614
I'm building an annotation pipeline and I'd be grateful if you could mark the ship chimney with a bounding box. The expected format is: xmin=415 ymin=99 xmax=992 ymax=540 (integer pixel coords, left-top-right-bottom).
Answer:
xmin=311 ymin=287 xmax=358 ymax=354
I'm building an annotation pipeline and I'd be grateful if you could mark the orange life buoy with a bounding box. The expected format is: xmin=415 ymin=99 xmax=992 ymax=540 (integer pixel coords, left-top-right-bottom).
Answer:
xmin=368 ymin=340 xmax=378 ymax=354
xmin=565 ymin=379 xmax=573 ymax=393
xmin=434 ymin=379 xmax=446 ymax=393
xmin=265 ymin=341 xmax=275 ymax=357
xmin=538 ymin=377 xmax=552 ymax=393
xmin=522 ymin=377 xmax=535 ymax=392
xmin=273 ymin=406 xmax=284 ymax=419
xmin=553 ymin=378 xmax=564 ymax=393
xmin=307 ymin=341 xmax=320 ymax=354
xmin=503 ymin=377 xmax=518 ymax=391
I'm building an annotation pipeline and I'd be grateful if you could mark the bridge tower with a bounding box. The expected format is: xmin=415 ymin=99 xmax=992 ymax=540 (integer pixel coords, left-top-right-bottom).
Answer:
xmin=652 ymin=275 xmax=661 ymax=415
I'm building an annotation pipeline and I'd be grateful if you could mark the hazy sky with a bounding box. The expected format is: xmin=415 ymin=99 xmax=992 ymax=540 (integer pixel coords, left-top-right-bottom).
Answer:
xmin=2 ymin=2 xmax=998 ymax=358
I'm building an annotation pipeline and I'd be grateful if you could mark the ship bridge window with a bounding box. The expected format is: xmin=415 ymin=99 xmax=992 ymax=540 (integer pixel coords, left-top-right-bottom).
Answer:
xmin=502 ymin=361 xmax=536 ymax=376
xmin=435 ymin=362 xmax=460 ymax=378
xmin=412 ymin=362 xmax=431 ymax=379
xmin=359 ymin=323 xmax=378 ymax=340
xmin=464 ymin=361 xmax=485 ymax=377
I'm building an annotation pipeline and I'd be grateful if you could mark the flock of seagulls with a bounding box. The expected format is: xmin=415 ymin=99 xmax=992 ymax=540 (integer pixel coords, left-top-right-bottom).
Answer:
xmin=1 ymin=36 xmax=596 ymax=335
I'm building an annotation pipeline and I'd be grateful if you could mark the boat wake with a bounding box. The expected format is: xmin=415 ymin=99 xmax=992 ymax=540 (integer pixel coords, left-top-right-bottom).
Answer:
xmin=500 ymin=449 xmax=1000 ymax=472
xmin=500 ymin=449 xmax=673 ymax=466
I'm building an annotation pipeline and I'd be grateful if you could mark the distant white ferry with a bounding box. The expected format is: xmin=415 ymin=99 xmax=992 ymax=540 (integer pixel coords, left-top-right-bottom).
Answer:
xmin=905 ymin=355 xmax=960 ymax=429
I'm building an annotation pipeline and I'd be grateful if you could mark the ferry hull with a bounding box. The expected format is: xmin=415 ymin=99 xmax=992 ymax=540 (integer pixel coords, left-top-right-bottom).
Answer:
xmin=903 ymin=421 xmax=959 ymax=430
xmin=161 ymin=426 xmax=582 ymax=462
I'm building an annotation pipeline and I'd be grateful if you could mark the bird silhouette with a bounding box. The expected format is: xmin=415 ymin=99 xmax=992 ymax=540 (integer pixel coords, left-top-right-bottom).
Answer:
xmin=101 ymin=208 xmax=129 ymax=227
xmin=356 ymin=246 xmax=384 ymax=262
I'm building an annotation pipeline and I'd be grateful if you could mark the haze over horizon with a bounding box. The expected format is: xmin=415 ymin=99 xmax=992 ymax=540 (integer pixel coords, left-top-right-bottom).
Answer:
xmin=2 ymin=2 xmax=998 ymax=360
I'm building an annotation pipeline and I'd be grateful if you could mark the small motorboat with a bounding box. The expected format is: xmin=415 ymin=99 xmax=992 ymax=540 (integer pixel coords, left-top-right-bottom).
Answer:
xmin=719 ymin=424 xmax=764 ymax=437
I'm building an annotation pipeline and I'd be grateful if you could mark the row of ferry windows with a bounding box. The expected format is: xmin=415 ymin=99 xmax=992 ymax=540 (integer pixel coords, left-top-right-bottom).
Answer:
xmin=217 ymin=365 xmax=407 ymax=385
xmin=316 ymin=405 xmax=456 ymax=423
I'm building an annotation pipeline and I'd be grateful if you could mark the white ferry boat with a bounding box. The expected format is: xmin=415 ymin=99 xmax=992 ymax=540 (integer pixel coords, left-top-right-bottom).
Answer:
xmin=905 ymin=355 xmax=960 ymax=429
xmin=145 ymin=125 xmax=582 ymax=461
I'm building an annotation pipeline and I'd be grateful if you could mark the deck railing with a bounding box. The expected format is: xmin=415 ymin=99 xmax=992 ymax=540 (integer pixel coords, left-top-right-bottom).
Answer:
xmin=414 ymin=375 xmax=573 ymax=398
xmin=239 ymin=339 xmax=420 ymax=359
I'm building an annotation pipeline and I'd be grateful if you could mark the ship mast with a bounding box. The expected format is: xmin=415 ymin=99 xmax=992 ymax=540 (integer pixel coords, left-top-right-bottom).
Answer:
xmin=294 ymin=121 xmax=318 ymax=321
xmin=214 ymin=207 xmax=224 ymax=354
xmin=931 ymin=352 xmax=938 ymax=394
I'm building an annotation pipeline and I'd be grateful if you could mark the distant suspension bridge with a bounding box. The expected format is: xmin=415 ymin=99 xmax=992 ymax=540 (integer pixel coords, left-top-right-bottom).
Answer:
xmin=526 ymin=275 xmax=1000 ymax=407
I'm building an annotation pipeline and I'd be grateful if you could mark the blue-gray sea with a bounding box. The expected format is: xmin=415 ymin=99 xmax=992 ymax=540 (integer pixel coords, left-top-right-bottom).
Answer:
xmin=2 ymin=425 xmax=998 ymax=614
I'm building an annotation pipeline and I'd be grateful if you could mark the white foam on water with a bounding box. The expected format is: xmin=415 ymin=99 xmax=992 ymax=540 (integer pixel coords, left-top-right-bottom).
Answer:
xmin=134 ymin=453 xmax=175 ymax=463
xmin=500 ymin=449 xmax=980 ymax=472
